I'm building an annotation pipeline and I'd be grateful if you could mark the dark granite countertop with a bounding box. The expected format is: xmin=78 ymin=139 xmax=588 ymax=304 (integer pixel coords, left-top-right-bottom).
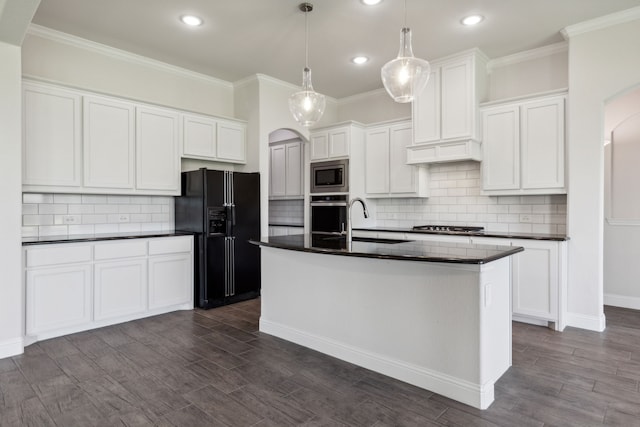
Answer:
xmin=354 ymin=226 xmax=569 ymax=241
xmin=250 ymin=234 xmax=524 ymax=265
xmin=22 ymin=231 xmax=195 ymax=246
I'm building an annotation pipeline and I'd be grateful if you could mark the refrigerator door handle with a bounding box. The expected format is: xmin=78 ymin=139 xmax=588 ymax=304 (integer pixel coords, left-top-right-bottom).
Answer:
xmin=224 ymin=237 xmax=229 ymax=297
xmin=230 ymin=237 xmax=235 ymax=296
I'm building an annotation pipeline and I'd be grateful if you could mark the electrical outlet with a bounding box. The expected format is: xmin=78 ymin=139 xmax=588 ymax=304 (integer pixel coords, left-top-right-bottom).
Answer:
xmin=520 ymin=214 xmax=531 ymax=223
xmin=118 ymin=214 xmax=130 ymax=223
xmin=63 ymin=215 xmax=78 ymax=224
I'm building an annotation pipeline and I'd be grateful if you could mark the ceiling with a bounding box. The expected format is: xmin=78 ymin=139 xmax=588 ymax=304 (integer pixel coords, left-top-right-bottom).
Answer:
xmin=31 ymin=0 xmax=640 ymax=99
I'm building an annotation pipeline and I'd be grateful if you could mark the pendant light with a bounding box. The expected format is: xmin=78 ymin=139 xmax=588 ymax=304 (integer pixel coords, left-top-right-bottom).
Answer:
xmin=381 ymin=0 xmax=430 ymax=103
xmin=289 ymin=3 xmax=326 ymax=127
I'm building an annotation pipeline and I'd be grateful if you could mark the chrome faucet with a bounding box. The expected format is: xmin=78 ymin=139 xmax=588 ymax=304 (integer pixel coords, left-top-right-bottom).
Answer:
xmin=347 ymin=197 xmax=369 ymax=247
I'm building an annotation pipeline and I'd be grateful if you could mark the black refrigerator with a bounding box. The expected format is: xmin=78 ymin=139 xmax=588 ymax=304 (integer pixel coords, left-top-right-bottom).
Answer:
xmin=175 ymin=169 xmax=261 ymax=309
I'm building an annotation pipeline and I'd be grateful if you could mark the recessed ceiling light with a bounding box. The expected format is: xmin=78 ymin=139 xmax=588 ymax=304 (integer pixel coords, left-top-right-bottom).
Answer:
xmin=352 ymin=56 xmax=369 ymax=65
xmin=361 ymin=0 xmax=382 ymax=5
xmin=461 ymin=15 xmax=484 ymax=26
xmin=180 ymin=15 xmax=203 ymax=27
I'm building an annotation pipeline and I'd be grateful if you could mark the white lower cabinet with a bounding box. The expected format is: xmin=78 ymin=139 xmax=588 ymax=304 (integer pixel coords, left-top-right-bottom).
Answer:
xmin=94 ymin=259 xmax=147 ymax=321
xmin=149 ymin=254 xmax=192 ymax=309
xmin=471 ymin=235 xmax=567 ymax=330
xmin=26 ymin=264 xmax=92 ymax=336
xmin=24 ymin=235 xmax=193 ymax=343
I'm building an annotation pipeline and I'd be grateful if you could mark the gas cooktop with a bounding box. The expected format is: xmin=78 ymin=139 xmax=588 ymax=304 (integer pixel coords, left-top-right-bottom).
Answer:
xmin=412 ymin=225 xmax=485 ymax=233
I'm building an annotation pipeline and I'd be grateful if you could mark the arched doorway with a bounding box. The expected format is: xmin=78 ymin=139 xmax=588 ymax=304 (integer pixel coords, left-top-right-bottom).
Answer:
xmin=603 ymin=86 xmax=640 ymax=309
xmin=267 ymin=128 xmax=307 ymax=236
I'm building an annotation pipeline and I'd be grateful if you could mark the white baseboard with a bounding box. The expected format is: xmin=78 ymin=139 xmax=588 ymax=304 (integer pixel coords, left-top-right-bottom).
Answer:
xmin=565 ymin=311 xmax=606 ymax=332
xmin=0 ymin=337 xmax=24 ymax=359
xmin=604 ymin=294 xmax=640 ymax=311
xmin=260 ymin=318 xmax=495 ymax=410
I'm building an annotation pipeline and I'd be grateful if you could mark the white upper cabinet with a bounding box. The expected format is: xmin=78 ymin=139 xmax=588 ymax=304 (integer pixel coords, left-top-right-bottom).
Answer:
xmin=409 ymin=50 xmax=488 ymax=165
xmin=182 ymin=114 xmax=246 ymax=163
xmin=481 ymin=92 xmax=566 ymax=195
xmin=310 ymin=124 xmax=353 ymax=161
xmin=23 ymin=80 xmax=246 ymax=195
xmin=216 ymin=119 xmax=246 ymax=163
xmin=182 ymin=114 xmax=217 ymax=159
xmin=83 ymin=95 xmax=135 ymax=190
xmin=136 ymin=106 xmax=180 ymax=193
xmin=23 ymin=82 xmax=82 ymax=188
xmin=270 ymin=140 xmax=303 ymax=199
xmin=365 ymin=120 xmax=427 ymax=198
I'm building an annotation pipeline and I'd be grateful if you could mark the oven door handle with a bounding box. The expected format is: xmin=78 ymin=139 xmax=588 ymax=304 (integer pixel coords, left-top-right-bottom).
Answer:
xmin=310 ymin=202 xmax=348 ymax=207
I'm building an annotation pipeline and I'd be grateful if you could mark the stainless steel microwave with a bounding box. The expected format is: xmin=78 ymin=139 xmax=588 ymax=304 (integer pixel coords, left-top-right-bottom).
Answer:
xmin=310 ymin=159 xmax=349 ymax=193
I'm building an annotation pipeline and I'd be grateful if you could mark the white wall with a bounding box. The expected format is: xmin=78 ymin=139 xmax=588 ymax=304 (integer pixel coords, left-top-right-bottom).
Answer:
xmin=0 ymin=41 xmax=25 ymax=357
xmin=487 ymin=44 xmax=569 ymax=101
xmin=565 ymin=14 xmax=640 ymax=330
xmin=604 ymin=93 xmax=640 ymax=309
xmin=337 ymin=88 xmax=410 ymax=124
xmin=22 ymin=26 xmax=235 ymax=118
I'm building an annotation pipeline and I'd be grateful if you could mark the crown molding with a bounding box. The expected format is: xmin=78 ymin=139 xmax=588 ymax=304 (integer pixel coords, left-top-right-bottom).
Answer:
xmin=235 ymin=73 xmax=337 ymax=104
xmin=561 ymin=6 xmax=640 ymax=39
xmin=487 ymin=42 xmax=568 ymax=71
xmin=337 ymin=88 xmax=390 ymax=105
xmin=26 ymin=24 xmax=234 ymax=88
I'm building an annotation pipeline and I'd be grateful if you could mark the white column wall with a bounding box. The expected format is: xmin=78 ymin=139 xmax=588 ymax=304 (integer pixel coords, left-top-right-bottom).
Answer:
xmin=0 ymin=42 xmax=25 ymax=357
xmin=566 ymin=17 xmax=640 ymax=330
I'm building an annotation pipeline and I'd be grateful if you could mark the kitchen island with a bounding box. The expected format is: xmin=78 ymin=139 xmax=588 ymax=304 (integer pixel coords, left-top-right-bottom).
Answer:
xmin=251 ymin=234 xmax=523 ymax=410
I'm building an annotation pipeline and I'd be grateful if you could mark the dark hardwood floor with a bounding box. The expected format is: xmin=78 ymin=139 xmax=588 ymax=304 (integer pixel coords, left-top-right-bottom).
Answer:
xmin=2 ymin=301 xmax=640 ymax=426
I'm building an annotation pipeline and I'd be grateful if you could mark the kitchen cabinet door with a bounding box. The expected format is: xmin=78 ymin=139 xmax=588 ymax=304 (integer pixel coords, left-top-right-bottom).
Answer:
xmin=148 ymin=253 xmax=192 ymax=310
xmin=440 ymin=56 xmax=474 ymax=140
xmin=26 ymin=264 xmax=92 ymax=335
xmin=136 ymin=106 xmax=180 ymax=194
xmin=413 ymin=69 xmax=440 ymax=144
xmin=23 ymin=83 xmax=82 ymax=188
xmin=511 ymin=239 xmax=558 ymax=322
xmin=216 ymin=120 xmax=246 ymax=163
xmin=270 ymin=144 xmax=286 ymax=197
xmin=94 ymin=259 xmax=147 ymax=321
xmin=365 ymin=127 xmax=390 ymax=195
xmin=183 ymin=114 xmax=217 ymax=159
xmin=285 ymin=142 xmax=303 ymax=197
xmin=83 ymin=95 xmax=135 ymax=190
xmin=310 ymin=133 xmax=329 ymax=160
xmin=521 ymin=97 xmax=565 ymax=190
xmin=388 ymin=123 xmax=416 ymax=194
xmin=481 ymin=105 xmax=520 ymax=191
xmin=329 ymin=127 xmax=350 ymax=158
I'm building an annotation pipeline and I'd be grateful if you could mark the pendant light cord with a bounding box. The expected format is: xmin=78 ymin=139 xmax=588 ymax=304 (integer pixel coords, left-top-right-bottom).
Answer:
xmin=404 ymin=0 xmax=407 ymax=27
xmin=305 ymin=7 xmax=309 ymax=69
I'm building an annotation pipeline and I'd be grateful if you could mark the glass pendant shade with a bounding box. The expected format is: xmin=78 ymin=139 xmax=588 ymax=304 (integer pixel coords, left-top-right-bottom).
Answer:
xmin=289 ymin=68 xmax=326 ymax=127
xmin=381 ymin=27 xmax=431 ymax=103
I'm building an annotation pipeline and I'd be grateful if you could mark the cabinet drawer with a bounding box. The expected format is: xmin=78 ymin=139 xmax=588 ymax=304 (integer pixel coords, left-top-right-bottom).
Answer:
xmin=149 ymin=236 xmax=193 ymax=255
xmin=94 ymin=240 xmax=147 ymax=260
xmin=26 ymin=245 xmax=92 ymax=268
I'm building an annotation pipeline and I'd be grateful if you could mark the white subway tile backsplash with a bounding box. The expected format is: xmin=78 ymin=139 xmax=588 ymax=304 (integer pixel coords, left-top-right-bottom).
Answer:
xmin=118 ymin=204 xmax=141 ymax=214
xmin=38 ymin=225 xmax=68 ymax=236
xmin=22 ymin=226 xmax=39 ymax=237
xmin=68 ymin=225 xmax=95 ymax=235
xmin=82 ymin=195 xmax=108 ymax=204
xmin=68 ymin=204 xmax=95 ymax=214
xmin=94 ymin=204 xmax=119 ymax=214
xmin=54 ymin=194 xmax=82 ymax=204
xmin=95 ymin=224 xmax=119 ymax=234
xmin=22 ymin=192 xmax=174 ymax=238
xmin=23 ymin=193 xmax=53 ymax=204
xmin=119 ymin=223 xmax=142 ymax=233
xmin=39 ymin=204 xmax=67 ymax=215
xmin=22 ymin=204 xmax=38 ymax=215
xmin=23 ymin=215 xmax=53 ymax=226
